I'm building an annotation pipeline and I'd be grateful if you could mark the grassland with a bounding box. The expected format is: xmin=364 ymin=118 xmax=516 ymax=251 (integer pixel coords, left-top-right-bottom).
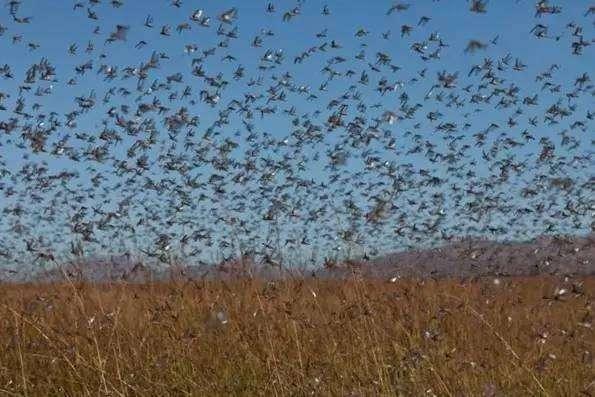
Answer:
xmin=0 ymin=275 xmax=592 ymax=396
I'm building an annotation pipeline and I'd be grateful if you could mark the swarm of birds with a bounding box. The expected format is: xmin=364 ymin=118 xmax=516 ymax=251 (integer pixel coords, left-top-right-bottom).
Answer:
xmin=0 ymin=0 xmax=592 ymax=278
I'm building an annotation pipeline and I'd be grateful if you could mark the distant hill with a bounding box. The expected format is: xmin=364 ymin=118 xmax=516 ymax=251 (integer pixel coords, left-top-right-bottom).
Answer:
xmin=27 ymin=234 xmax=595 ymax=283
xmin=31 ymin=255 xmax=260 ymax=283
xmin=32 ymin=255 xmax=152 ymax=283
xmin=319 ymin=234 xmax=595 ymax=279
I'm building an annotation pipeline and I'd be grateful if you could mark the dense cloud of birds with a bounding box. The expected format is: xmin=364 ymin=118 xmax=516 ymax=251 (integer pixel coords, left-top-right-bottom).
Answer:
xmin=0 ymin=0 xmax=592 ymax=276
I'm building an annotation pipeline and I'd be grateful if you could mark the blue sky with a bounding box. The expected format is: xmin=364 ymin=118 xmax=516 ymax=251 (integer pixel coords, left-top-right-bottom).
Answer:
xmin=0 ymin=0 xmax=593 ymax=269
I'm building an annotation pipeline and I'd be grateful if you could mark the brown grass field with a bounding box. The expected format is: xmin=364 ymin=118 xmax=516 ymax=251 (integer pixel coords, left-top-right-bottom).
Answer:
xmin=0 ymin=275 xmax=593 ymax=396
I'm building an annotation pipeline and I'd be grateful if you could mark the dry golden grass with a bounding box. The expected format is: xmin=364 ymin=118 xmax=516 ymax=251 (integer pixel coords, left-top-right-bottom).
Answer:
xmin=0 ymin=275 xmax=592 ymax=396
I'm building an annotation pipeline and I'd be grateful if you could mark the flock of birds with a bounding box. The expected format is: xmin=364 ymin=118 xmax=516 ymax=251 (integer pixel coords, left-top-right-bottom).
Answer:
xmin=0 ymin=0 xmax=593 ymax=276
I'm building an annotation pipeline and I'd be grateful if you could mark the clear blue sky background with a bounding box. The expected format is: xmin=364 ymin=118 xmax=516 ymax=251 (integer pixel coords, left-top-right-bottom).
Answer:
xmin=0 ymin=0 xmax=593 ymax=269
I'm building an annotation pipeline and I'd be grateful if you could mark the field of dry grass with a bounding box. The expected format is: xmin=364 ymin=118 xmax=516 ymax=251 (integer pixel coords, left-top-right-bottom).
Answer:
xmin=0 ymin=275 xmax=592 ymax=396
